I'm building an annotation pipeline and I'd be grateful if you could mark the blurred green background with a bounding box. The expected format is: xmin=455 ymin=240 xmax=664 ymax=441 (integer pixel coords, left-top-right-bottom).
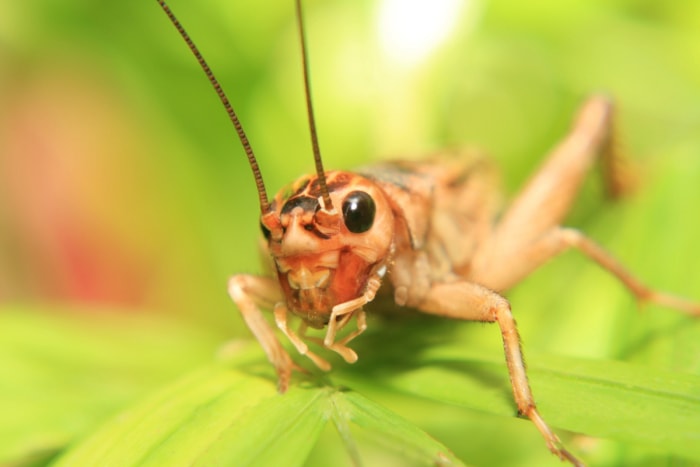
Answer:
xmin=1 ymin=0 xmax=699 ymax=465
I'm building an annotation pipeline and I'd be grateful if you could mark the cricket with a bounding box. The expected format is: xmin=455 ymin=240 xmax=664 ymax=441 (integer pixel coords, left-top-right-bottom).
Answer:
xmin=157 ymin=0 xmax=700 ymax=464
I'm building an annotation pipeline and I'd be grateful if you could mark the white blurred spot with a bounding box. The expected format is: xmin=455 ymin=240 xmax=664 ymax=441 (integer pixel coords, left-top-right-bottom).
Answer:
xmin=378 ymin=0 xmax=466 ymax=66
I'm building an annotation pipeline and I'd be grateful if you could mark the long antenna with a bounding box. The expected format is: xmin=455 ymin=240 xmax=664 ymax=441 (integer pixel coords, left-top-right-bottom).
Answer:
xmin=295 ymin=0 xmax=333 ymax=211
xmin=156 ymin=0 xmax=271 ymax=213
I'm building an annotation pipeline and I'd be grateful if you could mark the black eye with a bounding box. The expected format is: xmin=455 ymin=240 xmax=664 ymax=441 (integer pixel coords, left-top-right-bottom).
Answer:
xmin=342 ymin=191 xmax=375 ymax=233
xmin=260 ymin=221 xmax=271 ymax=240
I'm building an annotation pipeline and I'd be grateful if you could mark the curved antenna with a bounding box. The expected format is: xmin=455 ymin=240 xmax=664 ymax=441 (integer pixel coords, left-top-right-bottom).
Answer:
xmin=156 ymin=0 xmax=271 ymax=213
xmin=295 ymin=0 xmax=334 ymax=211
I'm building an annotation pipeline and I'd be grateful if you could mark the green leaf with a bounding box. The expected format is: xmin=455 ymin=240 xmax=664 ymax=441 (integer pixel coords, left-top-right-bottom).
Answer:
xmin=53 ymin=367 xmax=312 ymax=466
xmin=324 ymin=311 xmax=700 ymax=465
xmin=330 ymin=391 xmax=464 ymax=466
xmin=0 ymin=307 xmax=219 ymax=465
xmin=54 ymin=365 xmax=462 ymax=467
xmin=337 ymin=345 xmax=700 ymax=461
xmin=4 ymin=304 xmax=699 ymax=466
xmin=47 ymin=331 xmax=700 ymax=467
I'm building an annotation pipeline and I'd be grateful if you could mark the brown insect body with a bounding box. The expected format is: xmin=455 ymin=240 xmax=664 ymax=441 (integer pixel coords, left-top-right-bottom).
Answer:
xmin=157 ymin=1 xmax=700 ymax=465
xmin=264 ymin=155 xmax=496 ymax=328
xmin=358 ymin=157 xmax=499 ymax=295
xmin=237 ymin=99 xmax=699 ymax=467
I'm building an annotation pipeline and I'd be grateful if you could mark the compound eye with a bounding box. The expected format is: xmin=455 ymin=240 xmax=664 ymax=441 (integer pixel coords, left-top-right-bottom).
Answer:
xmin=342 ymin=191 xmax=376 ymax=233
xmin=260 ymin=221 xmax=271 ymax=240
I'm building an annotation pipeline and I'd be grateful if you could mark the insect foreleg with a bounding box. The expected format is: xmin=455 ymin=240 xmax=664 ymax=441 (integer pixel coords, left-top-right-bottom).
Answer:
xmin=338 ymin=310 xmax=367 ymax=347
xmin=415 ymin=280 xmax=583 ymax=466
xmin=273 ymin=303 xmax=332 ymax=371
xmin=228 ymin=274 xmax=295 ymax=392
xmin=318 ymin=273 xmax=382 ymax=363
xmin=322 ymin=307 xmax=364 ymax=364
xmin=324 ymin=309 xmax=369 ymax=364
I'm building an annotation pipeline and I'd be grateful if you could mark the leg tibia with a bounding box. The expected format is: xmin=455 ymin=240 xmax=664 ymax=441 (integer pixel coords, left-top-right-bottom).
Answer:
xmin=273 ymin=303 xmax=331 ymax=371
xmin=473 ymin=226 xmax=700 ymax=315
xmin=228 ymin=274 xmax=293 ymax=392
xmin=416 ymin=281 xmax=581 ymax=465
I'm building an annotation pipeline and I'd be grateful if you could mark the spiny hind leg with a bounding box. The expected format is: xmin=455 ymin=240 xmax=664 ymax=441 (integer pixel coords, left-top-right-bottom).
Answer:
xmin=537 ymin=228 xmax=698 ymax=315
xmin=467 ymin=97 xmax=699 ymax=312
xmin=473 ymin=95 xmax=628 ymax=287
xmin=474 ymin=226 xmax=699 ymax=316
xmin=415 ymin=280 xmax=583 ymax=466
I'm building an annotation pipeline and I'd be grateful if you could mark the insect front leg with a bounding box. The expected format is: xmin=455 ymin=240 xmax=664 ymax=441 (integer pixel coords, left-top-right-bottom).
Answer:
xmin=415 ymin=280 xmax=583 ymax=467
xmin=322 ymin=273 xmax=382 ymax=362
xmin=322 ymin=309 xmax=369 ymax=364
xmin=228 ymin=274 xmax=296 ymax=392
xmin=273 ymin=302 xmax=332 ymax=371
